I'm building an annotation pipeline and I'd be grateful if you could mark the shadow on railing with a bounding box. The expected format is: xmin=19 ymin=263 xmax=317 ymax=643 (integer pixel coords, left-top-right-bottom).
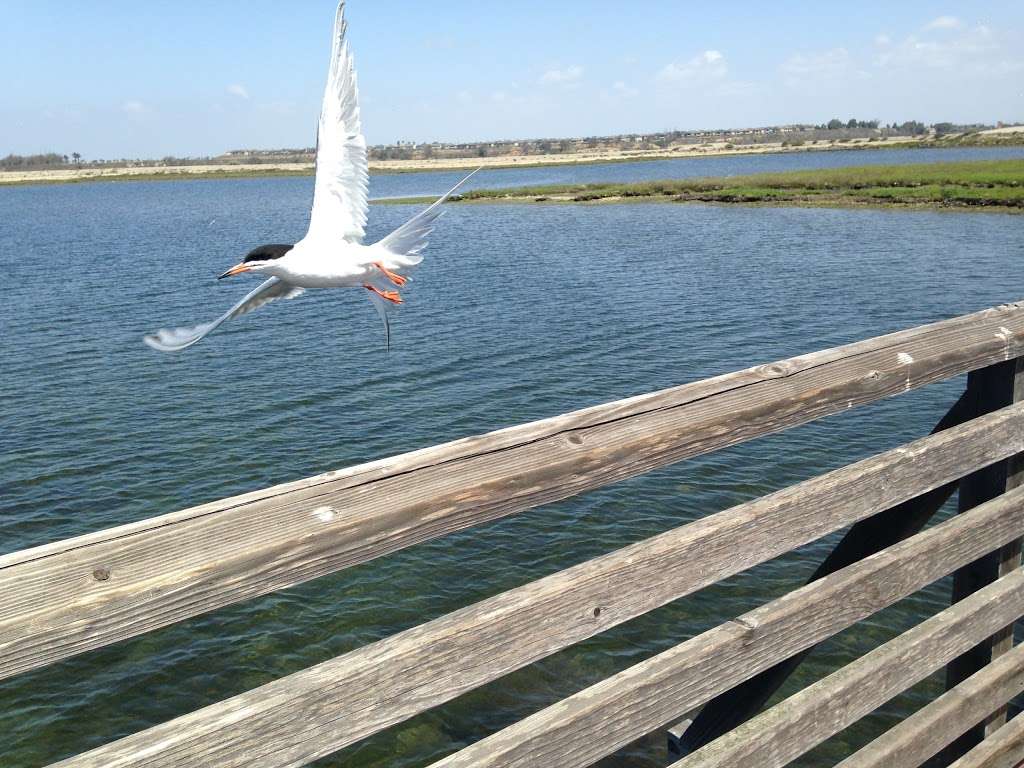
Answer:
xmin=4 ymin=300 xmax=1024 ymax=768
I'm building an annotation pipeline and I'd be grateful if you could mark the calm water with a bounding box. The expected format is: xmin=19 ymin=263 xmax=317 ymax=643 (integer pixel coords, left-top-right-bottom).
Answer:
xmin=2 ymin=147 xmax=1024 ymax=767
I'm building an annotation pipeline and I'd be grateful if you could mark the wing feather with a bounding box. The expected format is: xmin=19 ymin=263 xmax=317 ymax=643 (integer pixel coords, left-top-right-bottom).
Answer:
xmin=306 ymin=2 xmax=368 ymax=244
xmin=143 ymin=278 xmax=305 ymax=352
xmin=377 ymin=167 xmax=480 ymax=266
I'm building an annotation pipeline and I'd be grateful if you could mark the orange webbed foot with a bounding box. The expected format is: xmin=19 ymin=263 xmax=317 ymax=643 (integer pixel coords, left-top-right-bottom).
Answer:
xmin=373 ymin=262 xmax=408 ymax=288
xmin=364 ymin=284 xmax=403 ymax=304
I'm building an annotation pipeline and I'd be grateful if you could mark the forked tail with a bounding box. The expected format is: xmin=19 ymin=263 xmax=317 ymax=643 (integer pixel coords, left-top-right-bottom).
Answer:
xmin=365 ymin=167 xmax=481 ymax=350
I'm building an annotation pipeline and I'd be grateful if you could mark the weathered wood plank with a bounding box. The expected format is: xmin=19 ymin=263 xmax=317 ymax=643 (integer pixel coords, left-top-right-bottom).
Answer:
xmin=675 ymin=388 xmax=975 ymax=753
xmin=985 ymin=358 xmax=1024 ymax=739
xmin=49 ymin=410 xmax=1024 ymax=768
xmin=945 ymin=714 xmax=1024 ymax=768
xmin=835 ymin=643 xmax=1024 ymax=768
xmin=942 ymin=358 xmax=1024 ymax=763
xmin=672 ymin=569 xmax=1024 ymax=768
xmin=428 ymin=489 xmax=1024 ymax=768
xmin=4 ymin=302 xmax=1024 ymax=681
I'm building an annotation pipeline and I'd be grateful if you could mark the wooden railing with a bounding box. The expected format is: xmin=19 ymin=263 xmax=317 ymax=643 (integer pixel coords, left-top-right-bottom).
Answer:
xmin=4 ymin=300 xmax=1024 ymax=768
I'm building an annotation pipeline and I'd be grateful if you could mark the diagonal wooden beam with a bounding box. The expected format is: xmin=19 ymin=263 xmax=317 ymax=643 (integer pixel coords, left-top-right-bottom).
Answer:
xmin=671 ymin=574 xmax=1024 ymax=768
xmin=834 ymin=642 xmax=1024 ymax=768
xmin=675 ymin=384 xmax=978 ymax=754
xmin=428 ymin=487 xmax=1024 ymax=768
xmin=48 ymin=406 xmax=1024 ymax=768
xmin=939 ymin=356 xmax=1024 ymax=765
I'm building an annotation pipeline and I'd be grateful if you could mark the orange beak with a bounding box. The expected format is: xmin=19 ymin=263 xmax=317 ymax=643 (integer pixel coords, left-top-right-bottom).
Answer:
xmin=218 ymin=263 xmax=251 ymax=280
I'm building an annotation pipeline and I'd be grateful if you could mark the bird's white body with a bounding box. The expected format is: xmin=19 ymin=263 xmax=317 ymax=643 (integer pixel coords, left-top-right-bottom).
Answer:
xmin=144 ymin=2 xmax=476 ymax=352
xmin=262 ymin=240 xmax=403 ymax=288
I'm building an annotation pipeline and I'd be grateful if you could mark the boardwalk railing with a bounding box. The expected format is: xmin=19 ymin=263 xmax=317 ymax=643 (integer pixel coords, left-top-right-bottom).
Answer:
xmin=4 ymin=300 xmax=1024 ymax=767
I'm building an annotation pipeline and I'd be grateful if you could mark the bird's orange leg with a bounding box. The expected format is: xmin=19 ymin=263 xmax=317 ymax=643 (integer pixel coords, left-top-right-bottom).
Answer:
xmin=364 ymin=284 xmax=403 ymax=304
xmin=373 ymin=261 xmax=408 ymax=287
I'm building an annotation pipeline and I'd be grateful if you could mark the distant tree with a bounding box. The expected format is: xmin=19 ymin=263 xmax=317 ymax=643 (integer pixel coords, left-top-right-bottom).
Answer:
xmin=933 ymin=122 xmax=956 ymax=136
xmin=72 ymin=152 xmax=81 ymax=165
xmin=476 ymin=145 xmax=488 ymax=158
xmin=62 ymin=154 xmax=69 ymax=164
xmin=421 ymin=143 xmax=433 ymax=159
xmin=898 ymin=120 xmax=927 ymax=136
xmin=1 ymin=152 xmax=65 ymax=169
xmin=827 ymin=119 xmax=843 ymax=130
xmin=846 ymin=118 xmax=858 ymax=129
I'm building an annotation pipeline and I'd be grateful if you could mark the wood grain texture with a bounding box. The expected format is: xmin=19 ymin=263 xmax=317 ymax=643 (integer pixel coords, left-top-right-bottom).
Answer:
xmin=943 ymin=359 xmax=1024 ymax=762
xmin=50 ymin=409 xmax=1024 ymax=768
xmin=673 ymin=565 xmax=1024 ymax=768
xmin=4 ymin=302 xmax=1024 ymax=682
xmin=675 ymin=388 xmax=976 ymax=753
xmin=945 ymin=714 xmax=1024 ymax=768
xmin=423 ymin=486 xmax=1024 ymax=768
xmin=835 ymin=643 xmax=1024 ymax=768
xmin=985 ymin=358 xmax=1024 ymax=738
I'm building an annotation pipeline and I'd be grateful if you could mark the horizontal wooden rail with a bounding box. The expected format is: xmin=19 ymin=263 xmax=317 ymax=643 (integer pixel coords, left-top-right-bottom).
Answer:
xmin=681 ymin=357 xmax=1024 ymax=754
xmin=674 ymin=573 xmax=1024 ymax=767
xmin=4 ymin=301 xmax=1024 ymax=682
xmin=428 ymin=484 xmax=1024 ymax=768
xmin=56 ymin=432 xmax=1024 ymax=768
xmin=836 ymin=643 xmax=1024 ymax=768
xmin=946 ymin=714 xmax=1024 ymax=768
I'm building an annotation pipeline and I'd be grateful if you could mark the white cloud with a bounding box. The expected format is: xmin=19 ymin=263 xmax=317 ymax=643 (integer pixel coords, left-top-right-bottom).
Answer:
xmin=874 ymin=33 xmax=891 ymax=46
xmin=540 ymin=65 xmax=584 ymax=85
xmin=658 ymin=50 xmax=728 ymax=83
xmin=876 ymin=24 xmax=1017 ymax=73
xmin=121 ymin=100 xmax=147 ymax=115
xmin=780 ymin=48 xmax=860 ymax=86
xmin=926 ymin=16 xmax=963 ymax=30
xmin=600 ymin=80 xmax=640 ymax=104
xmin=227 ymin=83 xmax=249 ymax=100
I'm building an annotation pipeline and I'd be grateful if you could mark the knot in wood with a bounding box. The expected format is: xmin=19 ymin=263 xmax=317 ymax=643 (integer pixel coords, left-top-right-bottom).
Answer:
xmin=733 ymin=616 xmax=759 ymax=644
xmin=567 ymin=434 xmax=584 ymax=446
xmin=757 ymin=362 xmax=794 ymax=379
xmin=93 ymin=567 xmax=110 ymax=582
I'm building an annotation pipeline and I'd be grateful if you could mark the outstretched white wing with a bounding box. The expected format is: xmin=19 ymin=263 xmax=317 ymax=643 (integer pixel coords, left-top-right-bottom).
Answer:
xmin=306 ymin=1 xmax=368 ymax=245
xmin=143 ymin=278 xmax=305 ymax=352
xmin=377 ymin=167 xmax=480 ymax=263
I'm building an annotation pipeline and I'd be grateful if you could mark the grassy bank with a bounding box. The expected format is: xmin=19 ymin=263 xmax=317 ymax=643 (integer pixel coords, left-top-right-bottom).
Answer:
xmin=436 ymin=159 xmax=1024 ymax=211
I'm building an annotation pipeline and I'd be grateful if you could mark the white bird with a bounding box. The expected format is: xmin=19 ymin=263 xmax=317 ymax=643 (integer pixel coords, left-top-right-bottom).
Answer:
xmin=144 ymin=1 xmax=476 ymax=353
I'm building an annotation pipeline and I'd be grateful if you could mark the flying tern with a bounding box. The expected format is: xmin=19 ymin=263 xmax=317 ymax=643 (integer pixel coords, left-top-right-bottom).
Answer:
xmin=144 ymin=1 xmax=476 ymax=352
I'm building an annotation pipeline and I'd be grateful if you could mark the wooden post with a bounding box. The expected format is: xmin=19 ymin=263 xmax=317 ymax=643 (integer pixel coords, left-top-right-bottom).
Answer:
xmin=939 ymin=357 xmax=1024 ymax=764
xmin=673 ymin=389 xmax=977 ymax=755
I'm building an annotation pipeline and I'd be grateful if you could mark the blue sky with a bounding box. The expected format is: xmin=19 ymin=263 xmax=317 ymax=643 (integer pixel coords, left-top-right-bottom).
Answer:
xmin=2 ymin=1 xmax=1022 ymax=159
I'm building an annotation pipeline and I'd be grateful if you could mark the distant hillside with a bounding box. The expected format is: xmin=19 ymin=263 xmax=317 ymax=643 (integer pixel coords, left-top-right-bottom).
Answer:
xmin=3 ymin=120 xmax=1021 ymax=172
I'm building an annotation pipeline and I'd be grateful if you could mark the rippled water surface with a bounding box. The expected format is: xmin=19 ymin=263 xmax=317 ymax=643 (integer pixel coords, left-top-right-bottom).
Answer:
xmin=2 ymin=148 xmax=1024 ymax=767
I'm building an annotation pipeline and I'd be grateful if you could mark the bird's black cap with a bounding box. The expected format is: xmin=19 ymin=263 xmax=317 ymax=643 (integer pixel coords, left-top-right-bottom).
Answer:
xmin=243 ymin=243 xmax=295 ymax=263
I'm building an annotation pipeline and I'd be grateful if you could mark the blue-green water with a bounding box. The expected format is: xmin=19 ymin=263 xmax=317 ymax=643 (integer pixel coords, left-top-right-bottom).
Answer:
xmin=2 ymin=147 xmax=1024 ymax=767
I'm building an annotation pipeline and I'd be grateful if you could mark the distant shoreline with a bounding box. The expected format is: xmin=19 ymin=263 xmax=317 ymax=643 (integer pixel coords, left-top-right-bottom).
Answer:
xmin=384 ymin=158 xmax=1024 ymax=214
xmin=3 ymin=134 xmax=1021 ymax=187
